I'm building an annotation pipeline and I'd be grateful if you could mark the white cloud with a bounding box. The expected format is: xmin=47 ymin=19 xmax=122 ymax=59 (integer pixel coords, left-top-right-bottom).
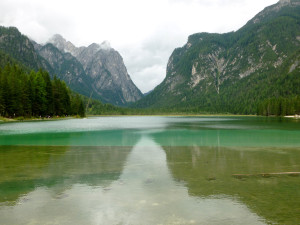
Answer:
xmin=132 ymin=65 xmax=166 ymax=93
xmin=0 ymin=0 xmax=279 ymax=93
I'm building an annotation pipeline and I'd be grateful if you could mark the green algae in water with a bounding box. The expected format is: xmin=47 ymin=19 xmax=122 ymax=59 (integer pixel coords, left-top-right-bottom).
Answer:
xmin=0 ymin=143 xmax=267 ymax=225
xmin=164 ymin=145 xmax=300 ymax=225
xmin=0 ymin=116 xmax=299 ymax=224
xmin=0 ymin=145 xmax=132 ymax=203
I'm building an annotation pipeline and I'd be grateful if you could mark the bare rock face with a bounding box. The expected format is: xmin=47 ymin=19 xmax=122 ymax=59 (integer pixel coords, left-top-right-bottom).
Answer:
xmin=76 ymin=45 xmax=142 ymax=104
xmin=36 ymin=43 xmax=92 ymax=97
xmin=47 ymin=35 xmax=143 ymax=105
xmin=48 ymin=34 xmax=80 ymax=56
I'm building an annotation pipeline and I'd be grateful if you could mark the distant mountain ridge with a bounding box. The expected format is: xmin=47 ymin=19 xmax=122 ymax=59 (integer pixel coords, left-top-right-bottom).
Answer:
xmin=135 ymin=0 xmax=300 ymax=114
xmin=0 ymin=27 xmax=142 ymax=106
xmin=47 ymin=35 xmax=143 ymax=105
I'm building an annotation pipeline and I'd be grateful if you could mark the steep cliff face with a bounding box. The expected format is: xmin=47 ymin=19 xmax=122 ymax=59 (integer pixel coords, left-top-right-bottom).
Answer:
xmin=76 ymin=44 xmax=142 ymax=104
xmin=135 ymin=0 xmax=300 ymax=113
xmin=48 ymin=35 xmax=143 ymax=105
xmin=36 ymin=43 xmax=92 ymax=97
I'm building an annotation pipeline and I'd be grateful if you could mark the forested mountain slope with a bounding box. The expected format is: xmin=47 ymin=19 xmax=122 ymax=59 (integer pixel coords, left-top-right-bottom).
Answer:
xmin=135 ymin=0 xmax=300 ymax=115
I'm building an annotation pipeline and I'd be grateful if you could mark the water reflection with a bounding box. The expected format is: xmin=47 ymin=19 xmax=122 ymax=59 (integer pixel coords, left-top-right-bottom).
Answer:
xmin=0 ymin=116 xmax=299 ymax=224
xmin=0 ymin=146 xmax=132 ymax=204
xmin=0 ymin=138 xmax=266 ymax=225
xmin=163 ymin=145 xmax=300 ymax=225
xmin=150 ymin=128 xmax=300 ymax=147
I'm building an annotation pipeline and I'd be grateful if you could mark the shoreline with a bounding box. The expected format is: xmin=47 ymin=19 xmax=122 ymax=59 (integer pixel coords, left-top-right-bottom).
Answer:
xmin=1 ymin=114 xmax=298 ymax=123
xmin=0 ymin=114 xmax=254 ymax=123
xmin=86 ymin=114 xmax=257 ymax=117
xmin=0 ymin=116 xmax=79 ymax=123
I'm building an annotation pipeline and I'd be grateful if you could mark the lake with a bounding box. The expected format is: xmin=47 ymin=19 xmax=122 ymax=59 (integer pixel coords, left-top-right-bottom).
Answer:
xmin=0 ymin=116 xmax=299 ymax=225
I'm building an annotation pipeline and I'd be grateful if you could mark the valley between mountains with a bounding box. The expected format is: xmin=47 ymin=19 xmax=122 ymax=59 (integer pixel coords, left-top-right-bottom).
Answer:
xmin=0 ymin=0 xmax=299 ymax=116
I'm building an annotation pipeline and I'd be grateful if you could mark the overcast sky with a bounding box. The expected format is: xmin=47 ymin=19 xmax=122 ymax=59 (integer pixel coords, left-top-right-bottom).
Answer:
xmin=0 ymin=0 xmax=278 ymax=93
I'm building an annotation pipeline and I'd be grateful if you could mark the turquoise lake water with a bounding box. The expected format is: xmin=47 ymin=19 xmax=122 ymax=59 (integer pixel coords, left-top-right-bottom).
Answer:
xmin=0 ymin=116 xmax=299 ymax=224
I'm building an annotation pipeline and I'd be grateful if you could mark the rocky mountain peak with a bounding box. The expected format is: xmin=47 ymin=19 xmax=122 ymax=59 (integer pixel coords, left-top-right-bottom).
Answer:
xmin=86 ymin=43 xmax=101 ymax=55
xmin=86 ymin=41 xmax=112 ymax=54
xmin=49 ymin=34 xmax=65 ymax=42
xmin=48 ymin=34 xmax=67 ymax=48
xmin=48 ymin=34 xmax=77 ymax=56
xmin=48 ymin=35 xmax=113 ymax=57
xmin=99 ymin=41 xmax=111 ymax=51
xmin=45 ymin=34 xmax=142 ymax=105
xmin=75 ymin=42 xmax=142 ymax=104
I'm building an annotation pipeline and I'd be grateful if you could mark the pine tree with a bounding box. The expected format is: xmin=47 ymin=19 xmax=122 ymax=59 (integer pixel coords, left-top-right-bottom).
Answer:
xmin=32 ymin=71 xmax=47 ymax=117
xmin=42 ymin=70 xmax=54 ymax=116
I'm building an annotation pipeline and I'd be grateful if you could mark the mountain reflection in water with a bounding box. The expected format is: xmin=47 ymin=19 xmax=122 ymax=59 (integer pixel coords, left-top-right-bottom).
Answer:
xmin=0 ymin=116 xmax=299 ymax=224
xmin=0 ymin=138 xmax=266 ymax=225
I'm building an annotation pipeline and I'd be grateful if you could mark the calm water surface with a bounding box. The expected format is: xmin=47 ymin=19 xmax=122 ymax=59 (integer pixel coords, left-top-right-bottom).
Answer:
xmin=0 ymin=116 xmax=299 ymax=225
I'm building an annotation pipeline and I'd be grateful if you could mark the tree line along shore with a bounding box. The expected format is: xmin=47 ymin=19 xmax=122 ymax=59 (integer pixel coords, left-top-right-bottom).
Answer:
xmin=0 ymin=62 xmax=299 ymax=119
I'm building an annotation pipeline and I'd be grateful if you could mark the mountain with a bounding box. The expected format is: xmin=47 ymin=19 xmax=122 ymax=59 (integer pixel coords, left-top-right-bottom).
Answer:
xmin=0 ymin=27 xmax=101 ymax=101
xmin=135 ymin=0 xmax=300 ymax=114
xmin=33 ymin=41 xmax=93 ymax=98
xmin=0 ymin=27 xmax=86 ymax=118
xmin=143 ymin=90 xmax=153 ymax=96
xmin=0 ymin=26 xmax=53 ymax=73
xmin=47 ymin=35 xmax=143 ymax=105
xmin=0 ymin=27 xmax=142 ymax=106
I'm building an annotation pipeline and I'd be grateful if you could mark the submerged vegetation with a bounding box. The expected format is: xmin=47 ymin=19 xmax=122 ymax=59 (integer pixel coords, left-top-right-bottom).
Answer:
xmin=163 ymin=145 xmax=300 ymax=225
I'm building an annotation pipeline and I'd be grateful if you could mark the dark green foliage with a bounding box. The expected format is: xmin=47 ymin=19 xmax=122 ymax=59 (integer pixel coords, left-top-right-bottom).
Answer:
xmin=84 ymin=98 xmax=126 ymax=115
xmin=257 ymin=96 xmax=300 ymax=116
xmin=52 ymin=76 xmax=71 ymax=116
xmin=71 ymin=94 xmax=85 ymax=117
xmin=0 ymin=63 xmax=85 ymax=118
xmin=83 ymin=97 xmax=175 ymax=115
xmin=0 ymin=50 xmax=26 ymax=71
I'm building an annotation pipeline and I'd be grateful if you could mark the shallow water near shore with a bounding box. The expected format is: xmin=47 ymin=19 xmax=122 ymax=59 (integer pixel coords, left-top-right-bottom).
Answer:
xmin=0 ymin=116 xmax=299 ymax=224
